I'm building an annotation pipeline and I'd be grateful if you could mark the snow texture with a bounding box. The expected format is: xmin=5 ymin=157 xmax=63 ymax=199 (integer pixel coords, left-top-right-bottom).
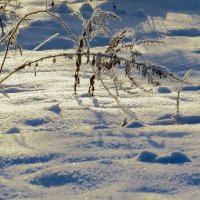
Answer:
xmin=0 ymin=0 xmax=200 ymax=200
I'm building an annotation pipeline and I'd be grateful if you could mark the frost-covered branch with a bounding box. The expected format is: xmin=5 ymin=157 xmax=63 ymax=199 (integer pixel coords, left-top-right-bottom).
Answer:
xmin=0 ymin=9 xmax=79 ymax=74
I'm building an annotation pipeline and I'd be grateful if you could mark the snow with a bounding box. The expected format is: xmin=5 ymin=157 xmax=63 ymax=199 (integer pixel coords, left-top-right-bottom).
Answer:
xmin=0 ymin=0 xmax=200 ymax=200
xmin=138 ymin=151 xmax=191 ymax=164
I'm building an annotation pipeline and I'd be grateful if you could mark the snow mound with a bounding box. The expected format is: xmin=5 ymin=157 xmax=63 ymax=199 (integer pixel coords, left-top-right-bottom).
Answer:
xmin=126 ymin=120 xmax=145 ymax=128
xmin=138 ymin=151 xmax=191 ymax=164
xmin=138 ymin=151 xmax=157 ymax=162
xmin=151 ymin=114 xmax=200 ymax=126
xmin=158 ymin=86 xmax=172 ymax=93
xmin=155 ymin=152 xmax=191 ymax=164
xmin=6 ymin=127 xmax=21 ymax=134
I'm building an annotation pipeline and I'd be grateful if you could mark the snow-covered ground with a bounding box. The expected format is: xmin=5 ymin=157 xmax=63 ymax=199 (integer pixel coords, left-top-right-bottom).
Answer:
xmin=0 ymin=0 xmax=200 ymax=200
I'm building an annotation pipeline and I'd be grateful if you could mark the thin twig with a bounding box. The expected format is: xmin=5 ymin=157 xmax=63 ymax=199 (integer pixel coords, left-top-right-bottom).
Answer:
xmin=33 ymin=33 xmax=59 ymax=51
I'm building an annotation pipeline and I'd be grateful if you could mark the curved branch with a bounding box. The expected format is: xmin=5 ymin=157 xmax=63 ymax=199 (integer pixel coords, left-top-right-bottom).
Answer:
xmin=0 ymin=9 xmax=79 ymax=74
xmin=0 ymin=52 xmax=78 ymax=84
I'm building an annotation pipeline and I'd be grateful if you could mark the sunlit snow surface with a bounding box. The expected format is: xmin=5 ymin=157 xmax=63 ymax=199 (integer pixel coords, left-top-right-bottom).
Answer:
xmin=0 ymin=0 xmax=200 ymax=200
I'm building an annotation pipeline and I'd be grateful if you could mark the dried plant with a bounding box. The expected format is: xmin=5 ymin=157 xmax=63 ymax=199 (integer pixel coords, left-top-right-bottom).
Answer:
xmin=0 ymin=2 xmax=190 ymax=125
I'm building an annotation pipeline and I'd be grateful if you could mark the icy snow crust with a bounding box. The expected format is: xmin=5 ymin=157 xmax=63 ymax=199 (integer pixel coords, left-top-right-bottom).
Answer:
xmin=0 ymin=0 xmax=200 ymax=200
